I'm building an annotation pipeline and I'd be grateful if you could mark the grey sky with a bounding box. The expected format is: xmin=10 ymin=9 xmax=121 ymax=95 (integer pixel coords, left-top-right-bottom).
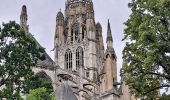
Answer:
xmin=0 ymin=0 xmax=131 ymax=81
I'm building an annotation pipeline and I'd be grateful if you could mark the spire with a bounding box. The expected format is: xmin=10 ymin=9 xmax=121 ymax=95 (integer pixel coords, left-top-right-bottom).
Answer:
xmin=106 ymin=19 xmax=113 ymax=48
xmin=105 ymin=19 xmax=116 ymax=59
xmin=107 ymin=19 xmax=113 ymax=42
xmin=20 ymin=5 xmax=28 ymax=33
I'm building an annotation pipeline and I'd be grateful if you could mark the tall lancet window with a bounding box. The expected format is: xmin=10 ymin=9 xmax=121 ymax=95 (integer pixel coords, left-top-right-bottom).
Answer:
xmin=82 ymin=25 xmax=86 ymax=40
xmin=71 ymin=28 xmax=74 ymax=43
xmin=72 ymin=23 xmax=80 ymax=42
xmin=75 ymin=28 xmax=79 ymax=42
xmin=76 ymin=47 xmax=84 ymax=70
xmin=65 ymin=49 xmax=72 ymax=71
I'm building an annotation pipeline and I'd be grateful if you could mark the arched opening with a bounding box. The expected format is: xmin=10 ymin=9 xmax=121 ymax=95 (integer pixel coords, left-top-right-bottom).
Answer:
xmin=75 ymin=29 xmax=79 ymax=42
xmin=82 ymin=25 xmax=86 ymax=40
xmin=71 ymin=28 xmax=74 ymax=42
xmin=106 ymin=54 xmax=110 ymax=59
xmin=36 ymin=71 xmax=52 ymax=81
xmin=65 ymin=49 xmax=72 ymax=71
xmin=35 ymin=71 xmax=53 ymax=94
xmin=64 ymin=27 xmax=68 ymax=43
xmin=86 ymin=71 xmax=89 ymax=78
xmin=76 ymin=47 xmax=84 ymax=70
xmin=71 ymin=23 xmax=80 ymax=42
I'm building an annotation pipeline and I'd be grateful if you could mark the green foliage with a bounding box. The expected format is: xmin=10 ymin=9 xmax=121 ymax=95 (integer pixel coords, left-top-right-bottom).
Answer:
xmin=26 ymin=87 xmax=55 ymax=100
xmin=26 ymin=76 xmax=54 ymax=94
xmin=160 ymin=93 xmax=170 ymax=100
xmin=122 ymin=0 xmax=170 ymax=99
xmin=0 ymin=21 xmax=46 ymax=99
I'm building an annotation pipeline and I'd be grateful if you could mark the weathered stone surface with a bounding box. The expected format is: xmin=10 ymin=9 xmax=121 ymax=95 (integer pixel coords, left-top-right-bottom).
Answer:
xmin=19 ymin=0 xmax=136 ymax=99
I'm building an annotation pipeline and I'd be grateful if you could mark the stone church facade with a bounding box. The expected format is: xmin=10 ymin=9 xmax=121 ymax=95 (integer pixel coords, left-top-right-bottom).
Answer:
xmin=20 ymin=0 xmax=136 ymax=100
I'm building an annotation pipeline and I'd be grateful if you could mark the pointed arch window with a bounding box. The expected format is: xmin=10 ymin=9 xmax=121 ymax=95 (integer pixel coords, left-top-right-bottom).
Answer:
xmin=64 ymin=27 xmax=68 ymax=43
xmin=71 ymin=23 xmax=80 ymax=42
xmin=65 ymin=49 xmax=72 ymax=71
xmin=71 ymin=28 xmax=74 ymax=42
xmin=82 ymin=25 xmax=86 ymax=40
xmin=76 ymin=47 xmax=84 ymax=70
xmin=75 ymin=29 xmax=79 ymax=42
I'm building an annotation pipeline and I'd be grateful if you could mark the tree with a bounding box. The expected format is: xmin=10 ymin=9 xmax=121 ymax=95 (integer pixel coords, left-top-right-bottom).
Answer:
xmin=160 ymin=93 xmax=170 ymax=100
xmin=26 ymin=75 xmax=54 ymax=95
xmin=122 ymin=0 xmax=170 ymax=99
xmin=26 ymin=87 xmax=55 ymax=100
xmin=0 ymin=21 xmax=45 ymax=99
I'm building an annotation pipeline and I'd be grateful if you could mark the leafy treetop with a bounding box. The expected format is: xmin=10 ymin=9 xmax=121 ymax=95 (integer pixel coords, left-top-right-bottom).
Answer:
xmin=122 ymin=0 xmax=170 ymax=99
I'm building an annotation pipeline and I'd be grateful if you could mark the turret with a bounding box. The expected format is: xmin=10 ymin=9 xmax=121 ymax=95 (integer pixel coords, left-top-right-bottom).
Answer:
xmin=54 ymin=11 xmax=64 ymax=63
xmin=96 ymin=23 xmax=104 ymax=51
xmin=96 ymin=22 xmax=104 ymax=60
xmin=86 ymin=18 xmax=95 ymax=41
xmin=105 ymin=19 xmax=117 ymax=81
xmin=20 ymin=5 xmax=28 ymax=33
xmin=100 ymin=20 xmax=117 ymax=90
xmin=86 ymin=1 xmax=95 ymax=34
xmin=55 ymin=11 xmax=64 ymax=45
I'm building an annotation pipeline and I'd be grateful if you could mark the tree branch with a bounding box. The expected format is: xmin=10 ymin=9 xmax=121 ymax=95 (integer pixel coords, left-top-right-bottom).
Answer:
xmin=0 ymin=75 xmax=10 ymax=87
xmin=159 ymin=61 xmax=169 ymax=76
xmin=143 ymin=72 xmax=170 ymax=80
xmin=144 ymin=85 xmax=170 ymax=95
xmin=157 ymin=28 xmax=168 ymax=42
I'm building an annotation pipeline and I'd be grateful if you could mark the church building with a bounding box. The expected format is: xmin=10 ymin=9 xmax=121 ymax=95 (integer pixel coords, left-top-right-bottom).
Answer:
xmin=20 ymin=0 xmax=135 ymax=100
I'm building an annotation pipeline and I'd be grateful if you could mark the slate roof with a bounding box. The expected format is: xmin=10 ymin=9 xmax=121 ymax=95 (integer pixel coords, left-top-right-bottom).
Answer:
xmin=27 ymin=33 xmax=55 ymax=69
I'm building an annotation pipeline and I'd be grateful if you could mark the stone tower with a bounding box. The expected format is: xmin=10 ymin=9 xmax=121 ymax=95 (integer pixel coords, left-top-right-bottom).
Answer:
xmin=53 ymin=0 xmax=120 ymax=100
xmin=54 ymin=0 xmax=101 ymax=82
xmin=18 ymin=0 xmax=135 ymax=100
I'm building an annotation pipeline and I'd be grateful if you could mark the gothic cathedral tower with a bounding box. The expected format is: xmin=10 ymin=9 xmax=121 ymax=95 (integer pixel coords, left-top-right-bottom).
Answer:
xmin=54 ymin=0 xmax=119 ymax=100
xmin=54 ymin=0 xmax=105 ymax=82
xmin=18 ymin=1 xmax=134 ymax=99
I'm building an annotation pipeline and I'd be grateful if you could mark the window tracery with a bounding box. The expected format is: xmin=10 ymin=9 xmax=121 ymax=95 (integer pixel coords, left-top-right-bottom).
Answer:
xmin=65 ymin=49 xmax=72 ymax=71
xmin=71 ymin=23 xmax=80 ymax=42
xmin=76 ymin=47 xmax=84 ymax=70
xmin=82 ymin=25 xmax=86 ymax=40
